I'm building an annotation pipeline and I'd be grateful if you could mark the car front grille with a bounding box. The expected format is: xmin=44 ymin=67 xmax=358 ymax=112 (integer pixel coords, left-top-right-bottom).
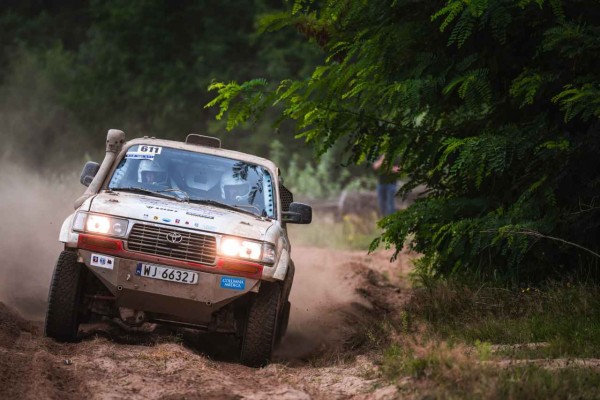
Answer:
xmin=127 ymin=223 xmax=217 ymax=265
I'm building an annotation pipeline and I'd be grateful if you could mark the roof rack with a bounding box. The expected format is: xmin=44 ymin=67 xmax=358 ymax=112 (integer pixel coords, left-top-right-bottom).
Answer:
xmin=186 ymin=134 xmax=221 ymax=148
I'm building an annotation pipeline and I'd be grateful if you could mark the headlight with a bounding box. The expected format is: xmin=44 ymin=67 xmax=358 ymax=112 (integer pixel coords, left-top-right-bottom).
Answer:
xmin=72 ymin=212 xmax=129 ymax=237
xmin=219 ymin=236 xmax=275 ymax=264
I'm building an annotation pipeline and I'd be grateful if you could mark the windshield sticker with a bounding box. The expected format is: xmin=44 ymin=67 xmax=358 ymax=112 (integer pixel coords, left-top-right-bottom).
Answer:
xmin=220 ymin=276 xmax=246 ymax=291
xmin=138 ymin=145 xmax=162 ymax=155
xmin=193 ymin=222 xmax=217 ymax=231
xmin=140 ymin=198 xmax=227 ymax=216
xmin=91 ymin=254 xmax=114 ymax=270
xmin=186 ymin=211 xmax=214 ymax=219
xmin=186 ymin=207 xmax=227 ymax=217
xmin=125 ymin=152 xmax=155 ymax=160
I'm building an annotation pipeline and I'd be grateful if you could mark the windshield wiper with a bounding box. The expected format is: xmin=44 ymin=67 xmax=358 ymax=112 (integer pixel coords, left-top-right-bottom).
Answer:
xmin=156 ymin=188 xmax=190 ymax=202
xmin=188 ymin=199 xmax=257 ymax=216
xmin=109 ymin=187 xmax=186 ymax=202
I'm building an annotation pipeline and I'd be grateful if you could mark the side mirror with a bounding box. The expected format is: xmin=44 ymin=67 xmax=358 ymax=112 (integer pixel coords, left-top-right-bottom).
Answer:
xmin=80 ymin=161 xmax=100 ymax=187
xmin=282 ymin=202 xmax=312 ymax=224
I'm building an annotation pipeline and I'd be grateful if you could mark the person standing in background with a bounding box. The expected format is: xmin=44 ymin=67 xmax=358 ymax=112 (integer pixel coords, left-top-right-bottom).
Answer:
xmin=372 ymin=154 xmax=399 ymax=217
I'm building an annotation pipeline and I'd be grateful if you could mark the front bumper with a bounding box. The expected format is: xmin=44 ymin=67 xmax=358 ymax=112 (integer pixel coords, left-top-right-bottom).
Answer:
xmin=78 ymin=248 xmax=260 ymax=326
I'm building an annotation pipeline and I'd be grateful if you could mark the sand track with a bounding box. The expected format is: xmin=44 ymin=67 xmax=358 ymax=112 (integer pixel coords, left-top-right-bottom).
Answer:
xmin=0 ymin=245 xmax=408 ymax=400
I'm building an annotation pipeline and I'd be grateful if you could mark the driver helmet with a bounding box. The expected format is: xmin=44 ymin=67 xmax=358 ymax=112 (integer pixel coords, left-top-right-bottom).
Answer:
xmin=220 ymin=174 xmax=250 ymax=201
xmin=138 ymin=159 xmax=168 ymax=185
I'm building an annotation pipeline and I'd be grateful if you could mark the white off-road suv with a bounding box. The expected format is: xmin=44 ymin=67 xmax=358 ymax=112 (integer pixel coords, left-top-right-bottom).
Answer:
xmin=45 ymin=130 xmax=311 ymax=367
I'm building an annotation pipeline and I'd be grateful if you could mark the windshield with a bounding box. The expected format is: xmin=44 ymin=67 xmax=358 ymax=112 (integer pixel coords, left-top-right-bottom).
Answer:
xmin=108 ymin=144 xmax=276 ymax=218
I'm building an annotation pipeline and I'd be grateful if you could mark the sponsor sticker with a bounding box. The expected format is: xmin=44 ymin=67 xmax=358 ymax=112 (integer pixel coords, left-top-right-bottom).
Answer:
xmin=125 ymin=152 xmax=155 ymax=160
xmin=186 ymin=211 xmax=215 ymax=219
xmin=162 ymin=218 xmax=171 ymax=222
xmin=220 ymin=276 xmax=246 ymax=291
xmin=91 ymin=254 xmax=114 ymax=270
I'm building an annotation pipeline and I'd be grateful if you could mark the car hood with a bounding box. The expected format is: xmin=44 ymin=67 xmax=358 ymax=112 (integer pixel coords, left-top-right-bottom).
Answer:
xmin=88 ymin=191 xmax=274 ymax=240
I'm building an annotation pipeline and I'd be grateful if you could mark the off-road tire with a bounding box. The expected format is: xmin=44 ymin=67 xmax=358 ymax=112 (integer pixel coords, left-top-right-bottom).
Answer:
xmin=44 ymin=251 xmax=85 ymax=342
xmin=275 ymin=300 xmax=291 ymax=345
xmin=239 ymin=282 xmax=281 ymax=367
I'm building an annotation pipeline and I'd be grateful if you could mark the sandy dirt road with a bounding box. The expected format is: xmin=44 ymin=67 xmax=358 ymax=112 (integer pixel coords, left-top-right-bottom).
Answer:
xmin=0 ymin=245 xmax=410 ymax=400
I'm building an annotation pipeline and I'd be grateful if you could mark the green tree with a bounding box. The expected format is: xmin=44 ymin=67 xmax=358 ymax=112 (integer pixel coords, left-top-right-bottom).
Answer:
xmin=207 ymin=0 xmax=600 ymax=283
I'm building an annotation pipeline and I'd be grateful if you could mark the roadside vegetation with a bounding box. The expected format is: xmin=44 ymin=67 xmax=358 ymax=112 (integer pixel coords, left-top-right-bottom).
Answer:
xmin=376 ymin=279 xmax=600 ymax=398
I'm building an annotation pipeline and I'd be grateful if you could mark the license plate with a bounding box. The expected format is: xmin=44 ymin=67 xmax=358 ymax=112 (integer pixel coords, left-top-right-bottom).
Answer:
xmin=135 ymin=263 xmax=199 ymax=284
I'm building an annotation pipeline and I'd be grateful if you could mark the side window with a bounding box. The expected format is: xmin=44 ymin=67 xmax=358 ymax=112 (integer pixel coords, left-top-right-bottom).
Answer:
xmin=263 ymin=172 xmax=275 ymax=217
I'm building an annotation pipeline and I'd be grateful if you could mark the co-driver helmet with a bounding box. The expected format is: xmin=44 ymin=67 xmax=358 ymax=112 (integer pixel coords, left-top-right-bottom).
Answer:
xmin=220 ymin=174 xmax=250 ymax=201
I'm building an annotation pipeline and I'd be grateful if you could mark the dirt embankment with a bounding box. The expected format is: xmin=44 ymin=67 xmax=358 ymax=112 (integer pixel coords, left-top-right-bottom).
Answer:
xmin=0 ymin=164 xmax=411 ymax=399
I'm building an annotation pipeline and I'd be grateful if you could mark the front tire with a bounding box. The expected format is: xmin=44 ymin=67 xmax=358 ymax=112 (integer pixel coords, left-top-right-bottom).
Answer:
xmin=239 ymin=282 xmax=281 ymax=367
xmin=44 ymin=251 xmax=85 ymax=342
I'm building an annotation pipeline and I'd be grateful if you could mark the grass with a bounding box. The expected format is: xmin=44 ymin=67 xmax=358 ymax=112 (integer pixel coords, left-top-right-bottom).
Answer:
xmin=375 ymin=279 xmax=600 ymax=398
xmin=380 ymin=337 xmax=600 ymax=399
xmin=405 ymin=281 xmax=600 ymax=358
xmin=496 ymin=366 xmax=600 ymax=400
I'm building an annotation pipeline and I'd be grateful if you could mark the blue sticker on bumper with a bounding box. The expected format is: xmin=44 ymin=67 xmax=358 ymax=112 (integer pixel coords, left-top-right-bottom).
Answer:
xmin=220 ymin=276 xmax=246 ymax=291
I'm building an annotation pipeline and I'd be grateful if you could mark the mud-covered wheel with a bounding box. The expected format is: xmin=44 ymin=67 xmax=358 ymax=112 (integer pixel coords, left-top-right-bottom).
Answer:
xmin=239 ymin=282 xmax=281 ymax=367
xmin=44 ymin=251 xmax=85 ymax=342
xmin=275 ymin=300 xmax=291 ymax=345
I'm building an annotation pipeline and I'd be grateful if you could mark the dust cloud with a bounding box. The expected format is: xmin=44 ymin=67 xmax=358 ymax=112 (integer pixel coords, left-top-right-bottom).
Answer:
xmin=275 ymin=246 xmax=372 ymax=361
xmin=0 ymin=161 xmax=81 ymax=320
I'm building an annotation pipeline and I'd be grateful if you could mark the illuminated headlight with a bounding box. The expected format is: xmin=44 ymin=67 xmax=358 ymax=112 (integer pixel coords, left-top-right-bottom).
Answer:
xmin=72 ymin=212 xmax=129 ymax=237
xmin=219 ymin=236 xmax=275 ymax=264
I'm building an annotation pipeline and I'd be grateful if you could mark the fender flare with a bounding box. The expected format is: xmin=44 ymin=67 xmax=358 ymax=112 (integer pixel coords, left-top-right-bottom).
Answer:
xmin=269 ymin=248 xmax=290 ymax=281
xmin=58 ymin=213 xmax=78 ymax=247
xmin=281 ymin=260 xmax=294 ymax=302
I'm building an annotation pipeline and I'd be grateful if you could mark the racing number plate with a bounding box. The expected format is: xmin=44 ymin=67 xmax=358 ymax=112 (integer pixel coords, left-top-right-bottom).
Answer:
xmin=136 ymin=263 xmax=199 ymax=284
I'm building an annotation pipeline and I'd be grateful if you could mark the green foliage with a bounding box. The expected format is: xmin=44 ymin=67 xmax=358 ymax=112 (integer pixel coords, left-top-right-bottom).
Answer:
xmin=207 ymin=0 xmax=600 ymax=283
xmin=552 ymin=84 xmax=600 ymax=122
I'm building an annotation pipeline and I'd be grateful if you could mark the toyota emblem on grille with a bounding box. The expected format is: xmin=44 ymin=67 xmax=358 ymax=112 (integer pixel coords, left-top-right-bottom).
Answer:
xmin=166 ymin=232 xmax=183 ymax=244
